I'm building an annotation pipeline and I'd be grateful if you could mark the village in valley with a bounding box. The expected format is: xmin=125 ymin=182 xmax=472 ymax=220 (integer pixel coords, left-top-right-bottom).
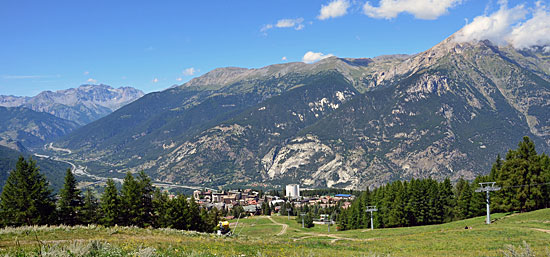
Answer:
xmin=191 ymin=184 xmax=354 ymax=219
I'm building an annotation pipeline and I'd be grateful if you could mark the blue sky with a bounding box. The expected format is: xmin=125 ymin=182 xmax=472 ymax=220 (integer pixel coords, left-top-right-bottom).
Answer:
xmin=0 ymin=0 xmax=543 ymax=96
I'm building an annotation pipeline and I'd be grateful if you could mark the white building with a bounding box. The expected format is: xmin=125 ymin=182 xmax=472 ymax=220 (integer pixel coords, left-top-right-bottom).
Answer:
xmin=285 ymin=184 xmax=300 ymax=198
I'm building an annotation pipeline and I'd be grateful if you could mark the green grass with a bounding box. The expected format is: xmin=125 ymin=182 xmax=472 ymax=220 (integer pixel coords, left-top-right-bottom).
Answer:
xmin=1 ymin=209 xmax=550 ymax=256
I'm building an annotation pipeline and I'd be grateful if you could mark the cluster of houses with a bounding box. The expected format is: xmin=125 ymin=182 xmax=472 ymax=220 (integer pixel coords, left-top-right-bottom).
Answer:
xmin=191 ymin=184 xmax=355 ymax=216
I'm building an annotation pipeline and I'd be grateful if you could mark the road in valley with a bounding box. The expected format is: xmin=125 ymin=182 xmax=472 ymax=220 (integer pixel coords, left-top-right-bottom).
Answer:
xmin=41 ymin=143 xmax=209 ymax=190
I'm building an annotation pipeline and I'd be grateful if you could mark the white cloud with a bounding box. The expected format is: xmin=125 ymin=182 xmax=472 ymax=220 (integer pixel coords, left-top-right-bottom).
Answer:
xmin=508 ymin=4 xmax=550 ymax=49
xmin=152 ymin=78 xmax=159 ymax=83
xmin=282 ymin=56 xmax=288 ymax=61
xmin=363 ymin=0 xmax=462 ymax=20
xmin=176 ymin=77 xmax=183 ymax=82
xmin=276 ymin=18 xmax=303 ymax=28
xmin=87 ymin=78 xmax=97 ymax=83
xmin=261 ymin=18 xmax=305 ymax=33
xmin=453 ymin=2 xmax=550 ymax=50
xmin=318 ymin=0 xmax=350 ymax=20
xmin=260 ymin=24 xmax=273 ymax=32
xmin=183 ymin=67 xmax=197 ymax=76
xmin=83 ymin=71 xmax=89 ymax=75
xmin=302 ymin=51 xmax=334 ymax=63
xmin=454 ymin=4 xmax=526 ymax=45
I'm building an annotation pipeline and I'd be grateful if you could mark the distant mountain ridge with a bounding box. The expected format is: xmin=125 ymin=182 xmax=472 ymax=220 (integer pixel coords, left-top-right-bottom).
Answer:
xmin=0 ymin=106 xmax=79 ymax=152
xmin=0 ymin=84 xmax=144 ymax=125
xmin=54 ymin=34 xmax=550 ymax=189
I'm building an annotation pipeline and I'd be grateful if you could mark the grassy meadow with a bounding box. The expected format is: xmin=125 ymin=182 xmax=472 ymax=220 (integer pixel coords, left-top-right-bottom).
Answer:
xmin=0 ymin=208 xmax=549 ymax=256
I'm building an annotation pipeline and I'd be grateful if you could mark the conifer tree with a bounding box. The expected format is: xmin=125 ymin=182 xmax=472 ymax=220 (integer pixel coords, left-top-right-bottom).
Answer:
xmin=120 ymin=172 xmax=141 ymax=226
xmin=455 ymin=179 xmax=473 ymax=219
xmin=0 ymin=156 xmax=55 ymax=226
xmin=81 ymin=188 xmax=99 ymax=225
xmin=57 ymin=168 xmax=83 ymax=225
xmin=187 ymin=197 xmax=201 ymax=231
xmin=152 ymin=188 xmax=170 ymax=228
xmin=100 ymin=179 xmax=120 ymax=226
xmin=167 ymin=194 xmax=189 ymax=230
xmin=439 ymin=178 xmax=455 ymax=222
xmin=137 ymin=171 xmax=154 ymax=227
xmin=496 ymin=137 xmax=544 ymax=212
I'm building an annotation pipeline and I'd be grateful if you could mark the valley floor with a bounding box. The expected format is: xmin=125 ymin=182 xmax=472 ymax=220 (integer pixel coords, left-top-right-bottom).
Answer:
xmin=1 ymin=208 xmax=549 ymax=256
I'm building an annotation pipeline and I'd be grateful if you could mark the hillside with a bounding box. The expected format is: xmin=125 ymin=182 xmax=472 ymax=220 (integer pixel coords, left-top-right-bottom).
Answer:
xmin=0 ymin=106 xmax=79 ymax=151
xmin=53 ymin=34 xmax=550 ymax=189
xmin=1 ymin=208 xmax=549 ymax=256
xmin=0 ymin=145 xmax=71 ymax=192
xmin=0 ymin=84 xmax=144 ymax=125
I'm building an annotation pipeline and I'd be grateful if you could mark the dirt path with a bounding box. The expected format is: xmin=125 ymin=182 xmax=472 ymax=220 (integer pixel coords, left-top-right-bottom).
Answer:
xmin=267 ymin=216 xmax=288 ymax=236
xmin=293 ymin=232 xmax=376 ymax=243
xmin=532 ymin=228 xmax=550 ymax=233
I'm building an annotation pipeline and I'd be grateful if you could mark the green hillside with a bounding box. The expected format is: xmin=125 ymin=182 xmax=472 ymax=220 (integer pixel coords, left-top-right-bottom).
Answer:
xmin=0 ymin=106 xmax=79 ymax=151
xmin=0 ymin=208 xmax=549 ymax=256
xmin=0 ymin=145 xmax=71 ymax=192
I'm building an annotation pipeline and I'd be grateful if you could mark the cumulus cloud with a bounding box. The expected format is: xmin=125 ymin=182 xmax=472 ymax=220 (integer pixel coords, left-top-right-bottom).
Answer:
xmin=302 ymin=51 xmax=334 ymax=63
xmin=363 ymin=0 xmax=462 ymax=20
xmin=261 ymin=18 xmax=305 ymax=33
xmin=454 ymin=2 xmax=550 ymax=50
xmin=152 ymin=78 xmax=159 ymax=83
xmin=282 ymin=56 xmax=288 ymax=61
xmin=454 ymin=4 xmax=526 ymax=45
xmin=87 ymin=78 xmax=97 ymax=83
xmin=176 ymin=77 xmax=183 ymax=82
xmin=318 ymin=0 xmax=350 ymax=20
xmin=183 ymin=67 xmax=197 ymax=76
xmin=508 ymin=5 xmax=550 ymax=49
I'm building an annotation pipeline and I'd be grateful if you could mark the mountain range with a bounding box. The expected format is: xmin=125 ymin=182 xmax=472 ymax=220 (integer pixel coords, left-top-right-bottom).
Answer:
xmin=0 ymin=84 xmax=144 ymax=152
xmin=0 ymin=84 xmax=144 ymax=125
xmin=51 ymin=34 xmax=550 ymax=189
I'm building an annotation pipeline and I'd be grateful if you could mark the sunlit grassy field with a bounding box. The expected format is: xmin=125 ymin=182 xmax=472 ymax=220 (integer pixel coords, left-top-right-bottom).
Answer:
xmin=0 ymin=208 xmax=549 ymax=256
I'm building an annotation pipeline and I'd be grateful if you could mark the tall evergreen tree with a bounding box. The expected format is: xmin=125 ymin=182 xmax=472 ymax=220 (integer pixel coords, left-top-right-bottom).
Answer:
xmin=496 ymin=137 xmax=545 ymax=212
xmin=439 ymin=178 xmax=455 ymax=223
xmin=0 ymin=156 xmax=55 ymax=226
xmin=57 ymin=168 xmax=83 ymax=225
xmin=100 ymin=179 xmax=120 ymax=226
xmin=167 ymin=194 xmax=189 ymax=230
xmin=120 ymin=172 xmax=142 ymax=226
xmin=187 ymin=197 xmax=201 ymax=231
xmin=137 ymin=171 xmax=154 ymax=227
xmin=152 ymin=188 xmax=170 ymax=228
xmin=81 ymin=188 xmax=99 ymax=225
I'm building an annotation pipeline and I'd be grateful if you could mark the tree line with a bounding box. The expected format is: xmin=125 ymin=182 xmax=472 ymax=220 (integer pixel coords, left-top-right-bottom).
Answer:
xmin=0 ymin=157 xmax=220 ymax=232
xmin=338 ymin=137 xmax=550 ymax=230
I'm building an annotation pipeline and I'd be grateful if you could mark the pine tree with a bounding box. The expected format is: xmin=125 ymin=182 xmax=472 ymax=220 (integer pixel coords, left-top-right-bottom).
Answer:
xmin=439 ymin=178 xmax=455 ymax=222
xmin=80 ymin=188 xmax=99 ymax=225
xmin=100 ymin=179 xmax=120 ymax=226
xmin=120 ymin=172 xmax=141 ymax=226
xmin=496 ymin=137 xmax=543 ymax=212
xmin=187 ymin=197 xmax=201 ymax=231
xmin=137 ymin=171 xmax=154 ymax=227
xmin=167 ymin=194 xmax=189 ymax=230
xmin=152 ymin=188 xmax=170 ymax=228
xmin=0 ymin=156 xmax=55 ymax=226
xmin=57 ymin=168 xmax=83 ymax=225
xmin=455 ymin=179 xmax=473 ymax=219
